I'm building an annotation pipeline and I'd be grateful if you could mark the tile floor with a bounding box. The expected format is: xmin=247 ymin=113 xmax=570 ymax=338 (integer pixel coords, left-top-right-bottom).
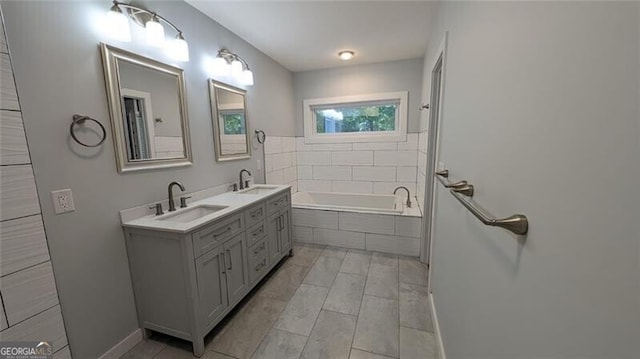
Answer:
xmin=121 ymin=244 xmax=437 ymax=359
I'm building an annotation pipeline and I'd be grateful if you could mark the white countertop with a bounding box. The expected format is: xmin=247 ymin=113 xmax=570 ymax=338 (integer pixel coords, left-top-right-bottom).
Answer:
xmin=121 ymin=185 xmax=290 ymax=234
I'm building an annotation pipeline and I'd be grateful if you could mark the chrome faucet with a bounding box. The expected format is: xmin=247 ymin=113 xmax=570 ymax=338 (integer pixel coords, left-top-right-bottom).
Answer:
xmin=393 ymin=186 xmax=412 ymax=208
xmin=239 ymin=169 xmax=252 ymax=190
xmin=168 ymin=181 xmax=185 ymax=212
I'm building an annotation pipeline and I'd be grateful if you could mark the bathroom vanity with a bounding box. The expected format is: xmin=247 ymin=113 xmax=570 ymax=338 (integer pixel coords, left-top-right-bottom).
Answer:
xmin=121 ymin=185 xmax=292 ymax=357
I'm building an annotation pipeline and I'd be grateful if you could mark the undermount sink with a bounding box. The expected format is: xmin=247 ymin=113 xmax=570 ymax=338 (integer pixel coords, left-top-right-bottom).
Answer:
xmin=237 ymin=185 xmax=280 ymax=195
xmin=155 ymin=205 xmax=228 ymax=223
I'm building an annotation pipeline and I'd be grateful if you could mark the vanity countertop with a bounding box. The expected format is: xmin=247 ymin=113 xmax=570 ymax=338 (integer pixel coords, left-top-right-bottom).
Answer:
xmin=121 ymin=185 xmax=290 ymax=234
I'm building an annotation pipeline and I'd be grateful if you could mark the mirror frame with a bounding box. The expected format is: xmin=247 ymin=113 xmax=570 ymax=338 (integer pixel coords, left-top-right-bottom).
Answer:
xmin=100 ymin=43 xmax=193 ymax=173
xmin=208 ymin=79 xmax=251 ymax=162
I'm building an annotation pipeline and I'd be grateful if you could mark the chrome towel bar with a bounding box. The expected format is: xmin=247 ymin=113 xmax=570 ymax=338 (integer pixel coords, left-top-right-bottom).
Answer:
xmin=435 ymin=170 xmax=529 ymax=235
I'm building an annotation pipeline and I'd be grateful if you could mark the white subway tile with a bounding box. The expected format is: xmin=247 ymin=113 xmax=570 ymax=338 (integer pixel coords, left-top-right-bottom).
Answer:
xmin=264 ymin=154 xmax=274 ymax=172
xmin=353 ymin=142 xmax=398 ymax=151
xmin=272 ymin=152 xmax=292 ymax=171
xmin=291 ymin=181 xmax=299 ymax=194
xmin=314 ymin=228 xmax=365 ymax=250
xmin=353 ymin=166 xmax=396 ymax=182
xmin=312 ymin=143 xmax=352 ymax=151
xmin=374 ymin=150 xmax=418 ymax=166
xmin=283 ymin=166 xmax=297 ymax=183
xmin=293 ymin=226 xmax=314 ymax=243
xmin=291 ymin=152 xmax=298 ymax=166
xmin=396 ymin=167 xmax=417 ymax=182
xmin=298 ymin=180 xmax=332 ymax=192
xmin=292 ymin=208 xmax=338 ymax=229
xmin=331 ymin=151 xmax=373 ymax=166
xmin=298 ymin=152 xmax=331 ymax=165
xmin=331 ymin=181 xmax=373 ymax=194
xmin=395 ymin=216 xmax=422 ymax=238
xmin=313 ymin=166 xmax=351 ymax=181
xmin=339 ymin=212 xmax=395 ymax=235
xmin=397 ymin=133 xmax=419 ymax=150
xmin=297 ymin=165 xmax=313 ymax=180
xmin=266 ymin=169 xmax=284 ymax=184
xmin=296 ymin=137 xmax=313 ymax=152
xmin=373 ymin=182 xmax=417 ymax=196
xmin=282 ymin=137 xmax=296 ymax=153
xmin=365 ymin=233 xmax=420 ymax=257
xmin=264 ymin=136 xmax=283 ymax=154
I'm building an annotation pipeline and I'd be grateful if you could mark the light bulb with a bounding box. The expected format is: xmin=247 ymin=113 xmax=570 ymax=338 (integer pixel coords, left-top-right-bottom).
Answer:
xmin=167 ymin=33 xmax=189 ymax=62
xmin=338 ymin=50 xmax=354 ymax=61
xmin=212 ymin=57 xmax=230 ymax=77
xmin=105 ymin=5 xmax=131 ymax=42
xmin=145 ymin=16 xmax=164 ymax=47
xmin=230 ymin=59 xmax=243 ymax=77
xmin=240 ymin=69 xmax=254 ymax=86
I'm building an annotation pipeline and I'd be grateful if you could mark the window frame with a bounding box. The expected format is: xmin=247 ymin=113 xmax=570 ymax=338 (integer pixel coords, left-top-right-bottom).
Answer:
xmin=303 ymin=91 xmax=408 ymax=143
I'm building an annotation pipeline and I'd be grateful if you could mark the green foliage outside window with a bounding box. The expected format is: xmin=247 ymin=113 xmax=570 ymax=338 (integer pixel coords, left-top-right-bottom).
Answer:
xmin=221 ymin=112 xmax=246 ymax=135
xmin=315 ymin=104 xmax=397 ymax=134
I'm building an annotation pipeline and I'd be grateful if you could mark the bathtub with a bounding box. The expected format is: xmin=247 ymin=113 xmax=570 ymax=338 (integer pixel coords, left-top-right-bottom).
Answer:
xmin=291 ymin=191 xmax=423 ymax=256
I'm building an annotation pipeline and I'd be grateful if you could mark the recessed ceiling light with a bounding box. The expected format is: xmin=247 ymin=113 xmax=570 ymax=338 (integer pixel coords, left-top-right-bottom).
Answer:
xmin=338 ymin=50 xmax=354 ymax=61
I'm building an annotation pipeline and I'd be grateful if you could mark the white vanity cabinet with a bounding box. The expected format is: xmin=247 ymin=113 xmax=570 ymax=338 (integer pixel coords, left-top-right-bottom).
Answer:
xmin=123 ymin=188 xmax=292 ymax=357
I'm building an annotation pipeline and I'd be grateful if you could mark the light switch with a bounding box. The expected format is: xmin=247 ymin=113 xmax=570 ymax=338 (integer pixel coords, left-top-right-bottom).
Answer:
xmin=51 ymin=189 xmax=75 ymax=214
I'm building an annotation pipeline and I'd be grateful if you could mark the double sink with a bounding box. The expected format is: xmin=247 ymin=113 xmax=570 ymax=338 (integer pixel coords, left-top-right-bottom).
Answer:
xmin=154 ymin=185 xmax=280 ymax=224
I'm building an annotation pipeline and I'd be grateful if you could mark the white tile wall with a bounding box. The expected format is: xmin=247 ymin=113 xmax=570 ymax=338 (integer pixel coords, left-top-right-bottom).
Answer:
xmin=338 ymin=212 xmax=395 ymax=235
xmin=265 ymin=136 xmax=298 ymax=193
xmin=314 ymin=228 xmax=365 ymax=249
xmin=293 ymin=226 xmax=314 ymax=243
xmin=331 ymin=181 xmax=373 ymax=194
xmin=365 ymin=233 xmax=420 ymax=256
xmin=416 ymin=130 xmax=428 ymax=210
xmin=313 ymin=166 xmax=351 ymax=181
xmin=292 ymin=208 xmax=338 ymax=229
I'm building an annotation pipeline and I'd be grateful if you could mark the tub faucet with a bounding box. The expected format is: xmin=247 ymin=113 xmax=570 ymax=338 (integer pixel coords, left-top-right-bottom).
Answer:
xmin=393 ymin=186 xmax=412 ymax=208
xmin=239 ymin=169 xmax=252 ymax=190
xmin=168 ymin=181 xmax=185 ymax=212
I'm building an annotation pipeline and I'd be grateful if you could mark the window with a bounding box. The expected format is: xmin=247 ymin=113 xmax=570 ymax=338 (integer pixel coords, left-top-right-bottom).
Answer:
xmin=303 ymin=92 xmax=408 ymax=143
xmin=220 ymin=110 xmax=246 ymax=135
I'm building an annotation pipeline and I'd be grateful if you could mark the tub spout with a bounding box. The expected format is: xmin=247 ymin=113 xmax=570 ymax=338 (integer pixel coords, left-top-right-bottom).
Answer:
xmin=393 ymin=186 xmax=412 ymax=208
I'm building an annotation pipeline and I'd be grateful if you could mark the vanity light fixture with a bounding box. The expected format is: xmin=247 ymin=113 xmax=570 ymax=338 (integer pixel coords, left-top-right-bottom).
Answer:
xmin=338 ymin=50 xmax=355 ymax=60
xmin=105 ymin=1 xmax=189 ymax=61
xmin=212 ymin=49 xmax=254 ymax=86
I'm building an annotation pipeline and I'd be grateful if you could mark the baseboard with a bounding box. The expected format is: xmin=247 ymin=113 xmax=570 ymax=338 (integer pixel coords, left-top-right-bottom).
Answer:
xmin=429 ymin=293 xmax=446 ymax=359
xmin=98 ymin=328 xmax=143 ymax=359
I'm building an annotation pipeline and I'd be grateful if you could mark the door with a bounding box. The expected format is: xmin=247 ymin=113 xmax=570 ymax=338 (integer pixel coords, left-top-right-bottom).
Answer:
xmin=279 ymin=210 xmax=291 ymax=253
xmin=195 ymin=247 xmax=227 ymax=329
xmin=266 ymin=213 xmax=281 ymax=264
xmin=223 ymin=233 xmax=249 ymax=305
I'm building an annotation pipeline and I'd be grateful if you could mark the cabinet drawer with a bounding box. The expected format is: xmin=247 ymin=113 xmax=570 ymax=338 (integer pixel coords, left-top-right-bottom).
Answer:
xmin=193 ymin=213 xmax=244 ymax=258
xmin=246 ymin=221 xmax=267 ymax=247
xmin=244 ymin=203 xmax=266 ymax=228
xmin=249 ymin=253 xmax=268 ymax=284
xmin=249 ymin=240 xmax=267 ymax=263
xmin=267 ymin=193 xmax=289 ymax=216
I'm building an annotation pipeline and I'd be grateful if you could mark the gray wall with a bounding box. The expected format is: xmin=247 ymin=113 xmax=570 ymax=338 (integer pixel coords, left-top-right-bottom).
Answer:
xmin=292 ymin=58 xmax=424 ymax=135
xmin=426 ymin=2 xmax=640 ymax=357
xmin=1 ymin=1 xmax=295 ymax=357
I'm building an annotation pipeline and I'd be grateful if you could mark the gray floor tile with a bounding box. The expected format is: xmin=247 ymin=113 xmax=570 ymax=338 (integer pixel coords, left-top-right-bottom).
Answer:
xmin=300 ymin=310 xmax=357 ymax=359
xmin=340 ymin=251 xmax=372 ymax=276
xmin=273 ymin=284 xmax=329 ymax=336
xmin=257 ymin=262 xmax=310 ymax=302
xmin=349 ymin=349 xmax=395 ymax=359
xmin=399 ymin=283 xmax=433 ymax=332
xmin=251 ymin=328 xmax=307 ymax=359
xmin=153 ymin=346 xmax=197 ymax=359
xmin=302 ymin=255 xmax=343 ymax=287
xmin=321 ymin=247 xmax=348 ymax=259
xmin=371 ymin=252 xmax=398 ymax=266
xmin=399 ymin=326 xmax=436 ymax=359
xmin=287 ymin=245 xmax=325 ymax=267
xmin=205 ymin=352 xmax=237 ymax=359
xmin=352 ymin=295 xmax=399 ymax=358
xmin=121 ymin=339 xmax=166 ymax=359
xmin=364 ymin=261 xmax=399 ymax=300
xmin=323 ymin=273 xmax=366 ymax=316
xmin=399 ymin=258 xmax=428 ymax=286
xmin=209 ymin=295 xmax=288 ymax=359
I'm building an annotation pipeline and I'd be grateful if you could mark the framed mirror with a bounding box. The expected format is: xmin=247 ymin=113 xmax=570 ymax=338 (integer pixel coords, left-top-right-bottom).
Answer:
xmin=208 ymin=80 xmax=250 ymax=161
xmin=100 ymin=43 xmax=192 ymax=173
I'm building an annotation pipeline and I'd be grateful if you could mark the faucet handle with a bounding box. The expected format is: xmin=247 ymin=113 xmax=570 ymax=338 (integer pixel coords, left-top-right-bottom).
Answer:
xmin=244 ymin=180 xmax=250 ymax=188
xmin=149 ymin=203 xmax=164 ymax=216
xmin=232 ymin=183 xmax=238 ymax=192
xmin=180 ymin=196 xmax=192 ymax=208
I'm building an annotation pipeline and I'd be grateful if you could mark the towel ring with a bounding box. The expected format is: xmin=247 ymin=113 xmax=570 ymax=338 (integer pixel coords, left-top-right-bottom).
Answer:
xmin=70 ymin=114 xmax=107 ymax=148
xmin=255 ymin=129 xmax=266 ymax=144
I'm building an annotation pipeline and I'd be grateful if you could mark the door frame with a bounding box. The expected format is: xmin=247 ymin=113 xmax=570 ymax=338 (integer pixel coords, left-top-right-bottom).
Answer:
xmin=421 ymin=33 xmax=448 ymax=293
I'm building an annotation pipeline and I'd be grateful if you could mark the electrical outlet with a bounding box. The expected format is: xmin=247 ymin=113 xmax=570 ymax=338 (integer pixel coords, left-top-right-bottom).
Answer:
xmin=51 ymin=189 xmax=75 ymax=214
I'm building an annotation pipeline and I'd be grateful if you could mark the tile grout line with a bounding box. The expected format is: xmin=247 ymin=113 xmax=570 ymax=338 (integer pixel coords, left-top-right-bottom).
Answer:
xmin=349 ymin=251 xmax=372 ymax=358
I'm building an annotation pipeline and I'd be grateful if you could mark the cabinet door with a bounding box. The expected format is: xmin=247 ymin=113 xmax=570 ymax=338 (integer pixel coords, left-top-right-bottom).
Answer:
xmin=279 ymin=209 xmax=292 ymax=253
xmin=195 ymin=247 xmax=227 ymax=329
xmin=266 ymin=214 xmax=281 ymax=265
xmin=223 ymin=234 xmax=249 ymax=305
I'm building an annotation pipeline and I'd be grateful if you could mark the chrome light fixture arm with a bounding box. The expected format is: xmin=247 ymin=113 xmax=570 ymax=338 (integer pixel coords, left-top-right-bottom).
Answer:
xmin=217 ymin=49 xmax=251 ymax=70
xmin=112 ymin=1 xmax=184 ymax=37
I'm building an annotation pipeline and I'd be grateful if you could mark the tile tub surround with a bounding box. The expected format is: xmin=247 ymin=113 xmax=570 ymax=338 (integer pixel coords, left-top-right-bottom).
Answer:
xmin=121 ymin=244 xmax=437 ymax=359
xmin=264 ymin=136 xmax=298 ymax=193
xmin=291 ymin=205 xmax=422 ymax=257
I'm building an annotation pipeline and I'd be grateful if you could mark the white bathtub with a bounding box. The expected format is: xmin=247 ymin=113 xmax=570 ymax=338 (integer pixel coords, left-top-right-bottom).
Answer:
xmin=291 ymin=191 xmax=422 ymax=256
xmin=292 ymin=191 xmax=403 ymax=214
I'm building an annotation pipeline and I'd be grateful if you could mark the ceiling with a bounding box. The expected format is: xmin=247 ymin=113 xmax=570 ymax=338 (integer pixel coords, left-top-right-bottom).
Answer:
xmin=186 ymin=1 xmax=436 ymax=72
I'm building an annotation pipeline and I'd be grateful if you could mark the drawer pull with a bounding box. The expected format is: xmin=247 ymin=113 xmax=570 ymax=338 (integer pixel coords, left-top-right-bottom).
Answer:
xmin=251 ymin=208 xmax=262 ymax=218
xmin=255 ymin=260 xmax=266 ymax=271
xmin=226 ymin=249 xmax=232 ymax=270
xmin=213 ymin=226 xmax=233 ymax=238
xmin=251 ymin=227 xmax=264 ymax=237
xmin=253 ymin=243 xmax=265 ymax=255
